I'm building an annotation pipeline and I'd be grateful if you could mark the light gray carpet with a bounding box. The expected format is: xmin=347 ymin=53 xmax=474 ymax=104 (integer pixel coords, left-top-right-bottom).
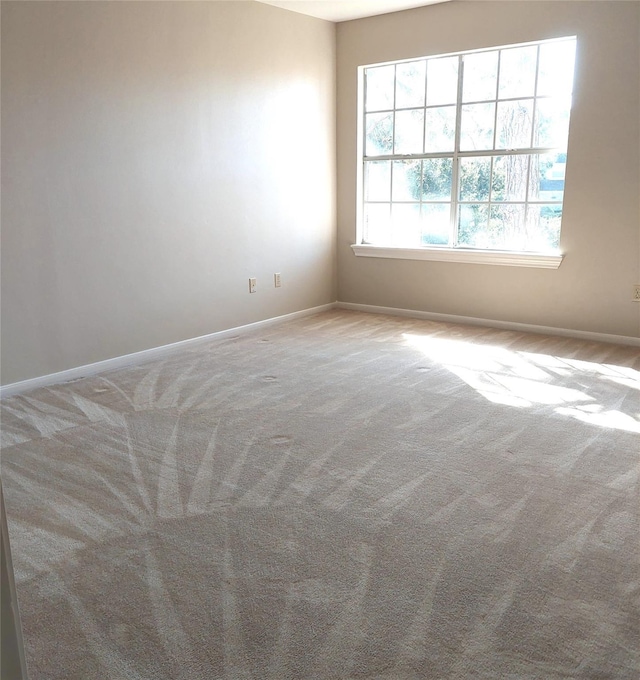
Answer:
xmin=1 ymin=310 xmax=639 ymax=679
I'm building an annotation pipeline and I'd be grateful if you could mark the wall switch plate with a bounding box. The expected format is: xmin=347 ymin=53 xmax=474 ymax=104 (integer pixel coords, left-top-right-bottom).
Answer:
xmin=274 ymin=273 xmax=281 ymax=288
xmin=249 ymin=278 xmax=256 ymax=293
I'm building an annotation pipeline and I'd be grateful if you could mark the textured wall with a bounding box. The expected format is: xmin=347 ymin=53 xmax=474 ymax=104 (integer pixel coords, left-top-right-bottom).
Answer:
xmin=337 ymin=1 xmax=640 ymax=338
xmin=1 ymin=1 xmax=336 ymax=384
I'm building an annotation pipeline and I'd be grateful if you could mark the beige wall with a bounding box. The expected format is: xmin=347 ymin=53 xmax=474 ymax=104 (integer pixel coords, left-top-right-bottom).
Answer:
xmin=1 ymin=1 xmax=336 ymax=385
xmin=337 ymin=1 xmax=640 ymax=338
xmin=2 ymin=1 xmax=638 ymax=387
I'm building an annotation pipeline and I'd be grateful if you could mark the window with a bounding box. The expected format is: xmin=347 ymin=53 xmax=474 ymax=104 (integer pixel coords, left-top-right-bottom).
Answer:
xmin=357 ymin=37 xmax=576 ymax=265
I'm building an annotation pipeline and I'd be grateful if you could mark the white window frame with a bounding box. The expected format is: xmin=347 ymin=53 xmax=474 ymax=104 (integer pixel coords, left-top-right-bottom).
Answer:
xmin=353 ymin=37 xmax=577 ymax=269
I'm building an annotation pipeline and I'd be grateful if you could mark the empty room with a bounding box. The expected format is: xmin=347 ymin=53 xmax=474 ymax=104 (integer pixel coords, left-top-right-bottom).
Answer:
xmin=1 ymin=1 xmax=639 ymax=678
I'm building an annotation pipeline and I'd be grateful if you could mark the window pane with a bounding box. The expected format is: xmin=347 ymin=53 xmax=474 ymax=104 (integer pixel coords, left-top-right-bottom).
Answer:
xmin=462 ymin=51 xmax=498 ymax=103
xmin=365 ymin=112 xmax=394 ymax=156
xmin=459 ymin=157 xmax=492 ymax=201
xmin=392 ymin=203 xmax=422 ymax=247
xmin=526 ymin=204 xmax=562 ymax=250
xmin=538 ymin=40 xmax=576 ymax=97
xmin=496 ymin=99 xmax=534 ymax=149
xmin=488 ymin=204 xmax=527 ymax=249
xmin=460 ymin=102 xmax=495 ymax=151
xmin=421 ymin=204 xmax=451 ymax=245
xmin=394 ymin=109 xmax=424 ymax=154
xmin=498 ymin=46 xmax=537 ymax=99
xmin=458 ymin=204 xmax=489 ymax=246
xmin=396 ymin=61 xmax=426 ymax=109
xmin=364 ymin=160 xmax=391 ymax=201
xmin=427 ymin=56 xmax=459 ymax=106
xmin=392 ymin=160 xmax=422 ymax=201
xmin=491 ymin=155 xmax=529 ymax=202
xmin=422 ymin=158 xmax=453 ymax=201
xmin=425 ymin=106 xmax=456 ymax=152
xmin=361 ymin=39 xmax=573 ymax=253
xmin=529 ymin=153 xmax=565 ymax=202
xmin=534 ymin=98 xmax=571 ymax=149
xmin=364 ymin=203 xmax=391 ymax=244
xmin=365 ymin=65 xmax=395 ymax=111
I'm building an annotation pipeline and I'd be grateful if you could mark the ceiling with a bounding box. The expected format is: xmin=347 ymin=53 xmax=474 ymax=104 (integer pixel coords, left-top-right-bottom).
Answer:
xmin=255 ymin=0 xmax=451 ymax=23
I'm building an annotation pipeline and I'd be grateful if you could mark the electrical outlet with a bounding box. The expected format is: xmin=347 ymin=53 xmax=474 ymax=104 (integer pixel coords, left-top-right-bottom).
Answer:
xmin=274 ymin=273 xmax=281 ymax=288
xmin=634 ymin=285 xmax=640 ymax=302
xmin=249 ymin=278 xmax=256 ymax=293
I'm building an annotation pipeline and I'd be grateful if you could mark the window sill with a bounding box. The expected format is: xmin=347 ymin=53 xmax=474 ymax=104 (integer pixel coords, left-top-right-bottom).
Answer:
xmin=350 ymin=244 xmax=563 ymax=269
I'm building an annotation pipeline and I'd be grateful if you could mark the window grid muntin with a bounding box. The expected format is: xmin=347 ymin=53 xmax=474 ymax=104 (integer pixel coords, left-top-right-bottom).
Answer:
xmin=362 ymin=37 xmax=574 ymax=251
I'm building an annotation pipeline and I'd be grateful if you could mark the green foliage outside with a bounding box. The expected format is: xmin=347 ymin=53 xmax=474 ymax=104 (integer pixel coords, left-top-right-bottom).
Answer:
xmin=365 ymin=105 xmax=564 ymax=251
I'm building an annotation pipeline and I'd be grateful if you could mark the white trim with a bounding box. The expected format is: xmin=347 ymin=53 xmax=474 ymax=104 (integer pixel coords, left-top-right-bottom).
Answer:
xmin=0 ymin=485 xmax=28 ymax=679
xmin=351 ymin=244 xmax=563 ymax=268
xmin=336 ymin=301 xmax=640 ymax=347
xmin=0 ymin=304 xmax=335 ymax=399
xmin=4 ymin=300 xmax=637 ymax=398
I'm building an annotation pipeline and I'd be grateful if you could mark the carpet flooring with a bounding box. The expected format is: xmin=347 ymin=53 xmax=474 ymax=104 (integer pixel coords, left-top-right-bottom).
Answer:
xmin=1 ymin=310 xmax=639 ymax=679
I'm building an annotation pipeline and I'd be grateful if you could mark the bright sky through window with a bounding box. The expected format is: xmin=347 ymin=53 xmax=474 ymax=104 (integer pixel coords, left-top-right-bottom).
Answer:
xmin=360 ymin=37 xmax=577 ymax=254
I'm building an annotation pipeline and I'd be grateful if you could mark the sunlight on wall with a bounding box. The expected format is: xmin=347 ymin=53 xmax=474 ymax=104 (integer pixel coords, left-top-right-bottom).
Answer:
xmin=403 ymin=333 xmax=640 ymax=433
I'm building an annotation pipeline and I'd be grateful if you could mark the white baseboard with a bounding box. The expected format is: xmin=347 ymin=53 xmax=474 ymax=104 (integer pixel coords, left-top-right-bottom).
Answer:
xmin=0 ymin=304 xmax=335 ymax=399
xmin=336 ymin=301 xmax=640 ymax=348
xmin=3 ymin=300 xmax=638 ymax=398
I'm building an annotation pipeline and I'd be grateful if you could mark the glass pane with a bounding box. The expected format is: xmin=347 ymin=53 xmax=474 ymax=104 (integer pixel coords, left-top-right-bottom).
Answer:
xmin=363 ymin=203 xmax=391 ymax=244
xmin=365 ymin=112 xmax=394 ymax=156
xmin=392 ymin=160 xmax=422 ymax=201
xmin=538 ymin=39 xmax=576 ymax=97
xmin=488 ymin=204 xmax=527 ymax=249
xmin=394 ymin=109 xmax=424 ymax=154
xmin=498 ymin=46 xmax=537 ymax=99
xmin=460 ymin=102 xmax=495 ymax=151
xmin=392 ymin=203 xmax=422 ymax=247
xmin=364 ymin=160 xmax=391 ymax=201
xmin=425 ymin=106 xmax=456 ymax=152
xmin=421 ymin=204 xmax=451 ymax=245
xmin=459 ymin=157 xmax=491 ymax=201
xmin=396 ymin=60 xmax=426 ymax=109
xmin=457 ymin=204 xmax=489 ymax=247
xmin=529 ymin=153 xmax=565 ymax=202
xmin=427 ymin=56 xmax=459 ymax=106
xmin=496 ymin=99 xmax=534 ymax=149
xmin=421 ymin=158 xmax=453 ymax=201
xmin=491 ymin=155 xmax=529 ymax=202
xmin=462 ymin=51 xmax=498 ymax=103
xmin=365 ymin=65 xmax=395 ymax=111
xmin=534 ymin=97 xmax=571 ymax=149
xmin=526 ymin=204 xmax=562 ymax=250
